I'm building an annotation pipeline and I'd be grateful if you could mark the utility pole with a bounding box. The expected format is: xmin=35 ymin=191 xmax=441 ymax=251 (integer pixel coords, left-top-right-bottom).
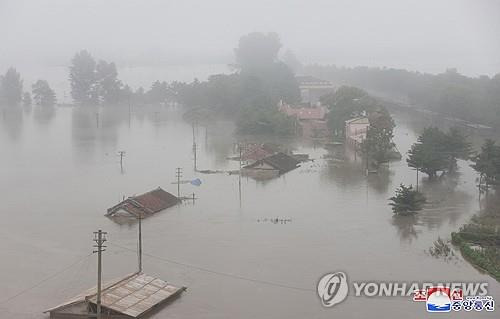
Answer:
xmin=93 ymin=230 xmax=107 ymax=319
xmin=96 ymin=112 xmax=99 ymax=128
xmin=128 ymin=93 xmax=132 ymax=128
xmin=238 ymin=143 xmax=243 ymax=208
xmin=118 ymin=151 xmax=126 ymax=172
xmin=192 ymin=122 xmax=197 ymax=172
xmin=138 ymin=214 xmax=142 ymax=273
xmin=175 ymin=167 xmax=182 ymax=198
xmin=416 ymin=167 xmax=419 ymax=192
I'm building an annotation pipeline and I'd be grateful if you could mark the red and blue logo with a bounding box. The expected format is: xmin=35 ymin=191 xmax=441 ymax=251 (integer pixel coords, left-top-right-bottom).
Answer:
xmin=426 ymin=287 xmax=451 ymax=312
xmin=413 ymin=287 xmax=494 ymax=313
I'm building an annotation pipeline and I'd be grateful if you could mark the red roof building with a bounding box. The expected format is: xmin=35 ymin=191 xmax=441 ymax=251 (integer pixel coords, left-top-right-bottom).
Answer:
xmin=107 ymin=187 xmax=180 ymax=218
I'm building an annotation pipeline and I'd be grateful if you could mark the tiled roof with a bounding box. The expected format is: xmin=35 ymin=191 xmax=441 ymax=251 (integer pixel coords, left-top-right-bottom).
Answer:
xmin=107 ymin=188 xmax=179 ymax=218
xmin=45 ymin=272 xmax=186 ymax=318
xmin=133 ymin=188 xmax=179 ymax=213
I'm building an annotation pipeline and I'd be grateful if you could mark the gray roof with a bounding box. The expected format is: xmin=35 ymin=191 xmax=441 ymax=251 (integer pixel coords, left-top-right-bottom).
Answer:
xmin=45 ymin=272 xmax=186 ymax=318
xmin=243 ymin=152 xmax=300 ymax=174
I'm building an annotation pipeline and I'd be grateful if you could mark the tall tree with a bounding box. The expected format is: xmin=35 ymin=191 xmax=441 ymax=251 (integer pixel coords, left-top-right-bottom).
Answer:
xmin=362 ymin=108 xmax=396 ymax=167
xmin=234 ymin=32 xmax=299 ymax=105
xmin=69 ymin=50 xmax=97 ymax=105
xmin=147 ymin=80 xmax=171 ymax=105
xmin=445 ymin=127 xmax=471 ymax=172
xmin=282 ymin=49 xmax=302 ymax=74
xmin=22 ymin=92 xmax=32 ymax=108
xmin=1 ymin=67 xmax=23 ymax=106
xmin=321 ymin=86 xmax=376 ymax=137
xmin=471 ymin=139 xmax=500 ymax=191
xmin=407 ymin=127 xmax=450 ymax=179
xmin=235 ymin=32 xmax=281 ymax=71
xmin=32 ymin=80 xmax=56 ymax=107
xmin=95 ymin=60 xmax=122 ymax=105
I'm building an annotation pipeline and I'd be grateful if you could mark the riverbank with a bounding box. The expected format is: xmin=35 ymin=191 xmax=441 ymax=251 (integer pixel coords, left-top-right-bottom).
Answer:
xmin=451 ymin=195 xmax=500 ymax=282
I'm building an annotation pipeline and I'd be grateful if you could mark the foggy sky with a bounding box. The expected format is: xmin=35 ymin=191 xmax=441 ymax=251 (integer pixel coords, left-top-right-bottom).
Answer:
xmin=1 ymin=0 xmax=499 ymax=77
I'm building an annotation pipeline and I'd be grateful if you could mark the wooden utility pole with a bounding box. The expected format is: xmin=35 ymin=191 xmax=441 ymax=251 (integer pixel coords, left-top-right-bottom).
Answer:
xmin=118 ymin=151 xmax=126 ymax=172
xmin=175 ymin=168 xmax=182 ymax=198
xmin=138 ymin=214 xmax=142 ymax=273
xmin=238 ymin=143 xmax=242 ymax=208
xmin=416 ymin=167 xmax=419 ymax=192
xmin=192 ymin=122 xmax=197 ymax=171
xmin=128 ymin=93 xmax=132 ymax=128
xmin=93 ymin=230 xmax=107 ymax=319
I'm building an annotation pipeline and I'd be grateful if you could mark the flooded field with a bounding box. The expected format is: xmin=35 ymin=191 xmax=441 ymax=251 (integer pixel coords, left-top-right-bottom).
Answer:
xmin=0 ymin=106 xmax=498 ymax=318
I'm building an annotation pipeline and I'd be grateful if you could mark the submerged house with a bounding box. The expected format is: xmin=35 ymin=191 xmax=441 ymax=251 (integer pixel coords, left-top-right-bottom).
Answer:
xmin=242 ymin=152 xmax=300 ymax=180
xmin=240 ymin=143 xmax=280 ymax=163
xmin=296 ymin=75 xmax=335 ymax=105
xmin=345 ymin=117 xmax=370 ymax=147
xmin=107 ymin=187 xmax=179 ymax=219
xmin=278 ymin=102 xmax=329 ymax=138
xmin=45 ymin=272 xmax=186 ymax=318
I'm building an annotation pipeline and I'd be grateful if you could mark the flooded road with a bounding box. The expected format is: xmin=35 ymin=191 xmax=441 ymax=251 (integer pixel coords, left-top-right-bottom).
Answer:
xmin=0 ymin=106 xmax=498 ymax=318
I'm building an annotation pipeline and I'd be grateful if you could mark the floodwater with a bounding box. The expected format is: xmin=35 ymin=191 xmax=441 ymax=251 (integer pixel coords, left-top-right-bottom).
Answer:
xmin=0 ymin=105 xmax=498 ymax=319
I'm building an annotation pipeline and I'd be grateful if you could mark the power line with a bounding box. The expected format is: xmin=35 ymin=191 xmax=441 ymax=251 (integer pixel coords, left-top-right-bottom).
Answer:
xmin=0 ymin=253 xmax=93 ymax=305
xmin=108 ymin=242 xmax=314 ymax=292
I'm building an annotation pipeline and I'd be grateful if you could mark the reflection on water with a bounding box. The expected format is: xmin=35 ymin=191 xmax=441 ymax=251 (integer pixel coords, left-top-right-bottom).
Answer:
xmin=392 ymin=214 xmax=419 ymax=243
xmin=34 ymin=106 xmax=56 ymax=126
xmin=0 ymin=106 xmax=498 ymax=319
xmin=2 ymin=108 xmax=23 ymax=140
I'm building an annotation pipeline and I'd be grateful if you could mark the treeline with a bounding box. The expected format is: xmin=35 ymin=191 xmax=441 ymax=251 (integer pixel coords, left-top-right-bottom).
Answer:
xmin=69 ymin=50 xmax=178 ymax=106
xmin=453 ymin=140 xmax=500 ymax=281
xmin=0 ymin=68 xmax=56 ymax=108
xmin=3 ymin=32 xmax=301 ymax=136
xmin=305 ymin=65 xmax=500 ymax=127
xmin=69 ymin=33 xmax=299 ymax=114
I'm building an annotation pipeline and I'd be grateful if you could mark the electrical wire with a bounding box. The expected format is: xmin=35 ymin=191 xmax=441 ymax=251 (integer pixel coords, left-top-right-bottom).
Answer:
xmin=0 ymin=252 xmax=93 ymax=305
xmin=108 ymin=242 xmax=314 ymax=292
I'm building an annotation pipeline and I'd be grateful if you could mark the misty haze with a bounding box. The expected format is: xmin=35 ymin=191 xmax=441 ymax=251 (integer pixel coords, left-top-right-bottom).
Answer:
xmin=1 ymin=1 xmax=499 ymax=318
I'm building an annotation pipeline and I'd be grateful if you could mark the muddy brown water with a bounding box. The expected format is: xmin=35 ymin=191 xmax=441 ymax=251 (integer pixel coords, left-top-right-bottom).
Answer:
xmin=0 ymin=106 xmax=498 ymax=318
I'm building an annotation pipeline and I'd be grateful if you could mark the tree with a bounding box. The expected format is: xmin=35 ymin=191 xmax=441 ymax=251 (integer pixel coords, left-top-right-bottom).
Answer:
xmin=320 ymin=86 xmax=376 ymax=137
xmin=1 ymin=67 xmax=23 ymax=106
xmin=233 ymin=32 xmax=299 ymax=105
xmin=22 ymin=92 xmax=32 ymax=108
xmin=32 ymin=80 xmax=56 ymax=107
xmin=362 ymin=108 xmax=395 ymax=167
xmin=147 ymin=80 xmax=171 ymax=105
xmin=445 ymin=127 xmax=471 ymax=172
xmin=389 ymin=184 xmax=426 ymax=215
xmin=304 ymin=65 xmax=500 ymax=129
xmin=95 ymin=60 xmax=122 ymax=105
xmin=282 ymin=50 xmax=302 ymax=73
xmin=407 ymin=127 xmax=450 ymax=179
xmin=471 ymin=139 xmax=500 ymax=191
xmin=70 ymin=50 xmax=97 ymax=105
xmin=236 ymin=106 xmax=295 ymax=135
xmin=235 ymin=32 xmax=281 ymax=71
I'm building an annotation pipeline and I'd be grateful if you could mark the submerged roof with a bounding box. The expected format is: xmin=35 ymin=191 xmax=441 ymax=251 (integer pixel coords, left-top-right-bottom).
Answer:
xmin=241 ymin=143 xmax=278 ymax=162
xmin=296 ymin=75 xmax=332 ymax=86
xmin=345 ymin=117 xmax=369 ymax=125
xmin=45 ymin=272 xmax=186 ymax=318
xmin=279 ymin=103 xmax=327 ymax=121
xmin=244 ymin=152 xmax=300 ymax=174
xmin=107 ymin=187 xmax=179 ymax=218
